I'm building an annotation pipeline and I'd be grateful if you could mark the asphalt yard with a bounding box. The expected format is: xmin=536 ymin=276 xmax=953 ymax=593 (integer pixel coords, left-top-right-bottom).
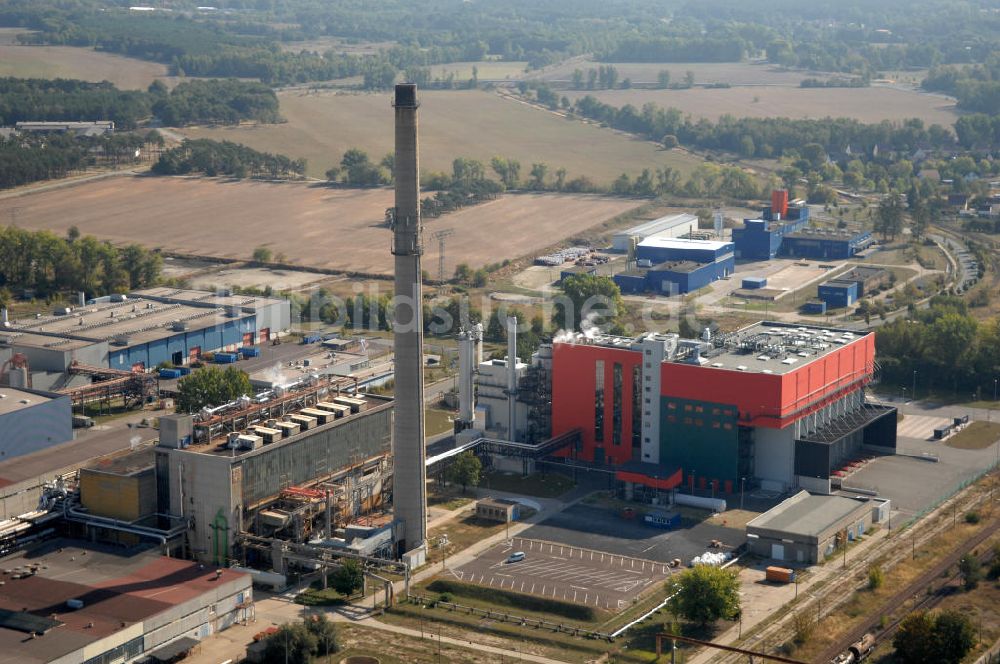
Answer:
xmin=449 ymin=537 xmax=672 ymax=611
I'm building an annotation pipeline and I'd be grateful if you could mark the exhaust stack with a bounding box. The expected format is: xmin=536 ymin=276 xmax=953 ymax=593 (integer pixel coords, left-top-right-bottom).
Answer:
xmin=390 ymin=83 xmax=427 ymax=563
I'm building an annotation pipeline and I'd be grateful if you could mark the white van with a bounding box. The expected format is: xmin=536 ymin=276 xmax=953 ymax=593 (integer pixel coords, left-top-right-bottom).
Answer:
xmin=506 ymin=551 xmax=525 ymax=563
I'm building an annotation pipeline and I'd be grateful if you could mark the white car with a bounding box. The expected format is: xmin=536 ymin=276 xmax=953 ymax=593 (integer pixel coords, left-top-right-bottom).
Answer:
xmin=506 ymin=551 xmax=525 ymax=563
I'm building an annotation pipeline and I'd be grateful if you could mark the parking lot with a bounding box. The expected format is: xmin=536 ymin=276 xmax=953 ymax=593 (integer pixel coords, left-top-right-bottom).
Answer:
xmin=518 ymin=504 xmax=745 ymax=564
xmin=450 ymin=536 xmax=673 ymax=611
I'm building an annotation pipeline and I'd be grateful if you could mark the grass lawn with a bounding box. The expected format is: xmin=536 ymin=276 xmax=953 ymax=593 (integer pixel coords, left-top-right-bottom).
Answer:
xmin=425 ymin=408 xmax=456 ymax=436
xmin=481 ymin=470 xmax=576 ymax=498
xmin=946 ymin=421 xmax=1000 ymax=449
xmin=337 ymin=622 xmax=502 ymax=664
xmin=427 ymin=483 xmax=475 ymax=511
xmin=428 ymin=513 xmax=523 ymax=560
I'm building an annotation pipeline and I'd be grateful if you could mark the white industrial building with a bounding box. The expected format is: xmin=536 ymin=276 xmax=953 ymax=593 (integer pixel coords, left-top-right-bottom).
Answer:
xmin=612 ymin=213 xmax=699 ymax=252
xmin=0 ymin=387 xmax=73 ymax=461
xmin=477 ymin=357 xmax=529 ymax=440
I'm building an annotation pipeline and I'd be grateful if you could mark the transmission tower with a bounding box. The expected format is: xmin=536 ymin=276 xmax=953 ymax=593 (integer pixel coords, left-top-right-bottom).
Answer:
xmin=432 ymin=228 xmax=454 ymax=284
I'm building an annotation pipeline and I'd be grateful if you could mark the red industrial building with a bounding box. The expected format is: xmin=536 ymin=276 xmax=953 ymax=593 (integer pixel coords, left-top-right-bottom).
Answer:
xmin=550 ymin=322 xmax=896 ymax=500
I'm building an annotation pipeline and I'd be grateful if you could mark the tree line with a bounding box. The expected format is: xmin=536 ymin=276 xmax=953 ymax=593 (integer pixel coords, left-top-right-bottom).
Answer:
xmin=1 ymin=131 xmax=157 ymax=190
xmin=599 ymin=37 xmax=746 ymax=63
xmin=570 ymin=94 xmax=963 ymax=158
xmin=152 ymin=139 xmax=306 ymax=179
xmin=0 ymin=226 xmax=161 ymax=299
xmin=923 ymin=59 xmax=1000 ymax=115
xmin=876 ymin=295 xmax=1000 ymax=398
xmin=0 ymin=78 xmax=151 ymax=130
xmin=0 ymin=77 xmax=280 ymax=129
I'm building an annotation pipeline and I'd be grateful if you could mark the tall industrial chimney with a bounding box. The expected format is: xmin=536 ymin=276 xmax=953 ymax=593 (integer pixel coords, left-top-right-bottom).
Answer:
xmin=390 ymin=83 xmax=427 ymax=563
xmin=506 ymin=316 xmax=518 ymax=442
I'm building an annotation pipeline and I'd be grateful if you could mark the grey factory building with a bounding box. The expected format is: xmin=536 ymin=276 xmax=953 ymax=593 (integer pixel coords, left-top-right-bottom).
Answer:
xmin=0 ymin=386 xmax=73 ymax=461
xmin=154 ymin=386 xmax=393 ymax=565
xmin=746 ymin=490 xmax=887 ymax=564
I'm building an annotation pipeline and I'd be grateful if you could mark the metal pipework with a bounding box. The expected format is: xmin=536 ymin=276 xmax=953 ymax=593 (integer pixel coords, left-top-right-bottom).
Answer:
xmin=390 ymin=83 xmax=427 ymax=557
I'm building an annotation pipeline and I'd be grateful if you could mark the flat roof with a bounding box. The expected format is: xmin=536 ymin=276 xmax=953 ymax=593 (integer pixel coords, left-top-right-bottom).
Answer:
xmin=180 ymin=393 xmax=392 ymax=457
xmin=6 ymin=298 xmax=247 ymax=347
xmin=81 ymin=446 xmax=155 ymax=476
xmin=0 ymin=388 xmax=54 ymax=416
xmin=784 ymin=229 xmax=868 ymax=241
xmin=618 ymin=213 xmax=698 ymax=237
xmin=0 ymin=539 xmax=247 ymax=664
xmin=574 ymin=321 xmax=869 ymax=376
xmin=747 ymin=491 xmax=869 ymax=538
xmin=637 ymin=237 xmax=733 ymax=252
xmin=133 ymin=287 xmax=285 ymax=311
xmin=0 ymin=331 xmax=98 ymax=352
xmin=690 ymin=321 xmax=869 ymax=375
xmin=841 ymin=266 xmax=888 ymax=279
xmin=651 ymin=260 xmax=704 ymax=274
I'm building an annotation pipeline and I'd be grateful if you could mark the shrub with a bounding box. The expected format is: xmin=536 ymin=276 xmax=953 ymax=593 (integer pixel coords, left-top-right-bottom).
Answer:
xmin=868 ymin=565 xmax=885 ymax=590
xmin=964 ymin=511 xmax=980 ymax=524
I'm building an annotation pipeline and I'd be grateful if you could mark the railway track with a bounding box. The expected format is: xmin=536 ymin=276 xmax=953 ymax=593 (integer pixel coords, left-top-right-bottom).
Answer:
xmin=816 ymin=515 xmax=999 ymax=664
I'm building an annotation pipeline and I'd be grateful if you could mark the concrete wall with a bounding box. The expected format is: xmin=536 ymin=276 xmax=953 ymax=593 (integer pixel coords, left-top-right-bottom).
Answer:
xmin=754 ymin=426 xmax=795 ymax=492
xmin=0 ymin=391 xmax=72 ymax=461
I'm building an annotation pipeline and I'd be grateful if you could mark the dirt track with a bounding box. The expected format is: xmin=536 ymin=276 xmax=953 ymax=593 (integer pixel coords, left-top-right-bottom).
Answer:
xmin=5 ymin=176 xmax=640 ymax=275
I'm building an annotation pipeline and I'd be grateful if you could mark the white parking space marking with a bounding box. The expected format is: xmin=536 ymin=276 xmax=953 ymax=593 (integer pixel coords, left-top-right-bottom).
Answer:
xmin=456 ymin=537 xmax=673 ymax=609
xmin=896 ymin=414 xmax=951 ymax=439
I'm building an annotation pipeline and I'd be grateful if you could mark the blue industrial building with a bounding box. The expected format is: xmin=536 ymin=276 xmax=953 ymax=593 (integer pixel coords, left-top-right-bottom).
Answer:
xmin=614 ymin=238 xmax=735 ymax=295
xmin=817 ymin=280 xmax=859 ymax=308
xmin=732 ymin=209 xmax=810 ymax=260
xmin=742 ymin=276 xmax=767 ymax=290
xmin=803 ymin=300 xmax=828 ymax=315
xmin=779 ymin=230 xmax=874 ymax=260
xmin=2 ymin=288 xmax=290 ymax=374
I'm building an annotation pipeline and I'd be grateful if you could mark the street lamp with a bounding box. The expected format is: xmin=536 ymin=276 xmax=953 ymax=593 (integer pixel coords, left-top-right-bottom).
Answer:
xmin=912 ymin=370 xmax=917 ymax=401
xmin=740 ymin=477 xmax=746 ymax=511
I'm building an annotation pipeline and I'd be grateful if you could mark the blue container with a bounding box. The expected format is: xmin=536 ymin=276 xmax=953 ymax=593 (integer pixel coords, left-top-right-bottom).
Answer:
xmin=742 ymin=276 xmax=767 ymax=289
xmin=240 ymin=346 xmax=260 ymax=358
xmin=214 ymin=352 xmax=238 ymax=364
xmin=302 ymin=335 xmax=322 ymax=344
xmin=178 ymin=367 xmax=192 ymax=376
xmin=159 ymin=368 xmax=182 ymax=379
xmin=643 ymin=511 xmax=681 ymax=529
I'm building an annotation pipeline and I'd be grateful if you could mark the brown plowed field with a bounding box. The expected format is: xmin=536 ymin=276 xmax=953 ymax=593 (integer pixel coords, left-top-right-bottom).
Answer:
xmin=6 ymin=176 xmax=640 ymax=275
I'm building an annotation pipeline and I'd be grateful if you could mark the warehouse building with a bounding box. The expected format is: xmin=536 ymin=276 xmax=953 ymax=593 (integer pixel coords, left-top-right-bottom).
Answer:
xmin=612 ymin=213 xmax=698 ymax=252
xmin=0 ymin=288 xmax=289 ymax=375
xmin=0 ymin=387 xmax=72 ymax=461
xmin=0 ymin=539 xmax=251 ymax=664
xmin=746 ymin=490 xmax=882 ymax=563
xmin=833 ymin=266 xmax=891 ymax=297
xmin=613 ymin=238 xmax=735 ymax=295
xmin=549 ymin=322 xmax=896 ymax=499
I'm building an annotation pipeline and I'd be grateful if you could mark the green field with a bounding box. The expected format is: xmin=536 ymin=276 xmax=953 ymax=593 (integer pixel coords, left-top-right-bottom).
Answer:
xmin=0 ymin=28 xmax=167 ymax=89
xmin=181 ymin=88 xmax=703 ymax=183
